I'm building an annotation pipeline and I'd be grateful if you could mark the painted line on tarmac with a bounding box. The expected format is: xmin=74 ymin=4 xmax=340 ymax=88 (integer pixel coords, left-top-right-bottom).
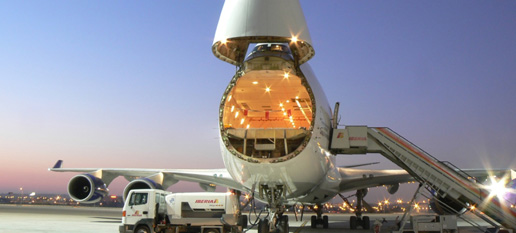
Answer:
xmin=294 ymin=220 xmax=308 ymax=233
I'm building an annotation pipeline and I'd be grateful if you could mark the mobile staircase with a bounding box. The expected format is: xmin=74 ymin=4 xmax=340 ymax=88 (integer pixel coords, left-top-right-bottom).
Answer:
xmin=330 ymin=125 xmax=516 ymax=231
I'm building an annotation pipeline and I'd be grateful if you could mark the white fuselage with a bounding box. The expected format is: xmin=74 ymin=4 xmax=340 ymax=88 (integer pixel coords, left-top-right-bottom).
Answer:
xmin=220 ymin=62 xmax=341 ymax=204
xmin=211 ymin=0 xmax=341 ymax=205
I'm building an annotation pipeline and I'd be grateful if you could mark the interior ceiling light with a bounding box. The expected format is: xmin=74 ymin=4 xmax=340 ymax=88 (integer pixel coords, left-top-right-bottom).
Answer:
xmin=265 ymin=87 xmax=271 ymax=92
xmin=252 ymin=81 xmax=258 ymax=85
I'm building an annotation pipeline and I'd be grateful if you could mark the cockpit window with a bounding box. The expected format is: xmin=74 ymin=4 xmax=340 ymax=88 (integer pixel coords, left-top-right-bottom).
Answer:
xmin=246 ymin=43 xmax=293 ymax=61
xmin=271 ymin=44 xmax=286 ymax=52
xmin=255 ymin=45 xmax=267 ymax=52
xmin=251 ymin=43 xmax=290 ymax=53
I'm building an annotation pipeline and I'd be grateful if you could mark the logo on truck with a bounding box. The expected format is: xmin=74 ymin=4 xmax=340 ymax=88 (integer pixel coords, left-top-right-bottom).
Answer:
xmin=195 ymin=199 xmax=219 ymax=204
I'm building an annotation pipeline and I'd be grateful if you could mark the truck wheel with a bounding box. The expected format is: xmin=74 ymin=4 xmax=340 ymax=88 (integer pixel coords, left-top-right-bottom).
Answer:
xmin=135 ymin=225 xmax=151 ymax=233
xmin=203 ymin=228 xmax=220 ymax=233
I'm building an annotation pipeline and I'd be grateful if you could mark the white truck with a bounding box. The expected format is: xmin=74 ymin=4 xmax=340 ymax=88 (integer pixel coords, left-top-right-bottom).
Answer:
xmin=119 ymin=189 xmax=247 ymax=233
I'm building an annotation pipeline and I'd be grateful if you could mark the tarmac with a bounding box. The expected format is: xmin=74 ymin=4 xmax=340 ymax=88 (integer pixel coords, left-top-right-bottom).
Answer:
xmin=0 ymin=205 xmax=120 ymax=233
xmin=0 ymin=204 xmax=492 ymax=233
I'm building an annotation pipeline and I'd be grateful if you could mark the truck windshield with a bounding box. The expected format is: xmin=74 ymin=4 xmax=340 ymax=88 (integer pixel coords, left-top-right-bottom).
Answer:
xmin=129 ymin=193 xmax=148 ymax=206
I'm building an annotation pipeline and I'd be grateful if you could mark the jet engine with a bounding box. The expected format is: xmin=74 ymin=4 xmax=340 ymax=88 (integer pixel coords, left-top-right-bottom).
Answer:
xmin=386 ymin=184 xmax=399 ymax=195
xmin=429 ymin=191 xmax=467 ymax=215
xmin=68 ymin=174 xmax=108 ymax=203
xmin=123 ymin=178 xmax=163 ymax=201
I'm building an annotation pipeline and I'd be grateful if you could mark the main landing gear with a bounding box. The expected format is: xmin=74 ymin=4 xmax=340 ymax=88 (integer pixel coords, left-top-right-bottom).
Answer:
xmin=350 ymin=215 xmax=370 ymax=230
xmin=339 ymin=189 xmax=371 ymax=230
xmin=309 ymin=204 xmax=329 ymax=229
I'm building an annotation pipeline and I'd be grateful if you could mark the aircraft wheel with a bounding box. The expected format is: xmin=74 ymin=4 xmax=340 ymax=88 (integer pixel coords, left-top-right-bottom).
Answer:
xmin=238 ymin=215 xmax=248 ymax=228
xmin=135 ymin=225 xmax=151 ymax=233
xmin=311 ymin=215 xmax=317 ymax=228
xmin=363 ymin=216 xmax=370 ymax=230
xmin=350 ymin=216 xmax=357 ymax=230
xmin=323 ymin=215 xmax=329 ymax=229
xmin=278 ymin=215 xmax=289 ymax=233
xmin=258 ymin=218 xmax=269 ymax=233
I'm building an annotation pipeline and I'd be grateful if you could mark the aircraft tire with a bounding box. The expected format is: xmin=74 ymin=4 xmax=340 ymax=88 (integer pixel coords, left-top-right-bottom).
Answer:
xmin=278 ymin=215 xmax=289 ymax=233
xmin=238 ymin=215 xmax=248 ymax=228
xmin=258 ymin=218 xmax=269 ymax=233
xmin=350 ymin=216 xmax=357 ymax=230
xmin=323 ymin=215 xmax=329 ymax=229
xmin=363 ymin=216 xmax=370 ymax=230
xmin=311 ymin=215 xmax=317 ymax=228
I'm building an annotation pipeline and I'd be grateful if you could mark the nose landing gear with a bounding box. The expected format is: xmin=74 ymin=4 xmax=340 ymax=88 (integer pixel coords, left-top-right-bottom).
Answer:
xmin=256 ymin=184 xmax=290 ymax=233
xmin=257 ymin=213 xmax=289 ymax=233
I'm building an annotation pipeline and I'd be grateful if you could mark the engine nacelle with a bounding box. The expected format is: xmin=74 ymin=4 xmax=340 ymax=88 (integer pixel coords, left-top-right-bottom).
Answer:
xmin=386 ymin=184 xmax=399 ymax=195
xmin=68 ymin=174 xmax=109 ymax=203
xmin=429 ymin=191 xmax=467 ymax=215
xmin=123 ymin=178 xmax=163 ymax=201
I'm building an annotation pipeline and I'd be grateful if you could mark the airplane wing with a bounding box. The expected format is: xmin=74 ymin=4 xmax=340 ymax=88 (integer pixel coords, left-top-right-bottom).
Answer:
xmin=338 ymin=167 xmax=512 ymax=193
xmin=338 ymin=168 xmax=413 ymax=192
xmin=49 ymin=160 xmax=246 ymax=192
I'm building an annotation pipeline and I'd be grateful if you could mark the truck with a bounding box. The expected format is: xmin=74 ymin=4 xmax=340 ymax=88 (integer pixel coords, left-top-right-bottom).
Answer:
xmin=119 ymin=189 xmax=247 ymax=233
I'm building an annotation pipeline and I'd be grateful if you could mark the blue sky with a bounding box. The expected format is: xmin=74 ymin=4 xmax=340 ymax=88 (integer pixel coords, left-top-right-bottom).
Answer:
xmin=1 ymin=1 xmax=515 ymax=202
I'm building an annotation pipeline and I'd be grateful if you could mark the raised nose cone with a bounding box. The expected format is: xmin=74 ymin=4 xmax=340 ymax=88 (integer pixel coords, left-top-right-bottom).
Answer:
xmin=212 ymin=0 xmax=315 ymax=66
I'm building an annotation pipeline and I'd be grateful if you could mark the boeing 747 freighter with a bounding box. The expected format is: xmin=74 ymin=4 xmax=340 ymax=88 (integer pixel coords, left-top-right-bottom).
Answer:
xmin=51 ymin=1 xmax=516 ymax=232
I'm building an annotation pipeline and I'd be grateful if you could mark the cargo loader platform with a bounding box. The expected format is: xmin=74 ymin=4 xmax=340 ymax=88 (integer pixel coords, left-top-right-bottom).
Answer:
xmin=331 ymin=126 xmax=516 ymax=231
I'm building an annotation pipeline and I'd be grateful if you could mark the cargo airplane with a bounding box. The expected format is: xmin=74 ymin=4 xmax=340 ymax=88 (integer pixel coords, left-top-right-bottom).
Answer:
xmin=50 ymin=0 xmax=516 ymax=232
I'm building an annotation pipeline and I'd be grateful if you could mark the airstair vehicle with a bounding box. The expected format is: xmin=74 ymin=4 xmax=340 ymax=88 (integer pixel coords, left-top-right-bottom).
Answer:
xmin=330 ymin=123 xmax=516 ymax=232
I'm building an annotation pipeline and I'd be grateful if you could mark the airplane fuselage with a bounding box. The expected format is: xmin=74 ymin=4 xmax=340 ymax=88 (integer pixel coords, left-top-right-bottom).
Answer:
xmin=218 ymin=45 xmax=340 ymax=204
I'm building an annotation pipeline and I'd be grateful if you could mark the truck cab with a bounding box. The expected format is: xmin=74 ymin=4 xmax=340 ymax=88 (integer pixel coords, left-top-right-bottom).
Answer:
xmin=120 ymin=189 xmax=168 ymax=233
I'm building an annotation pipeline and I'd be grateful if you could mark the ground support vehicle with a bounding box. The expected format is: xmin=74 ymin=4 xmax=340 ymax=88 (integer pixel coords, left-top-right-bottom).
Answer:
xmin=120 ymin=189 xmax=247 ymax=233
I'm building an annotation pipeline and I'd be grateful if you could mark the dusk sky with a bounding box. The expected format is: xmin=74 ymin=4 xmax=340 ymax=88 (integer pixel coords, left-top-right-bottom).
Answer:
xmin=1 ymin=1 xmax=515 ymax=202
